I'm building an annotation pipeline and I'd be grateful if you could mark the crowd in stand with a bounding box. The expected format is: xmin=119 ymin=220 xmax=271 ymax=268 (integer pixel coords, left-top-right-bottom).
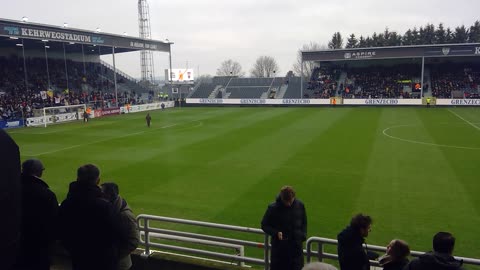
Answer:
xmin=340 ymin=65 xmax=420 ymax=99
xmin=0 ymin=56 xmax=147 ymax=121
xmin=431 ymin=65 xmax=480 ymax=98
xmin=306 ymin=67 xmax=340 ymax=98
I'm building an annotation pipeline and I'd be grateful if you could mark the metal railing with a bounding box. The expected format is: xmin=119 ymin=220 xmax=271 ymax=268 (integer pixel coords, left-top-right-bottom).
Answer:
xmin=137 ymin=215 xmax=480 ymax=270
xmin=100 ymin=60 xmax=138 ymax=83
xmin=306 ymin=237 xmax=480 ymax=268
xmin=136 ymin=214 xmax=269 ymax=268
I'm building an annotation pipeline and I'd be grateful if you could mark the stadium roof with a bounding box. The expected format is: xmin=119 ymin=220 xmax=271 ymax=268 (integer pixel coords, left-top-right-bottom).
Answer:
xmin=0 ymin=18 xmax=171 ymax=55
xmin=302 ymin=43 xmax=480 ymax=62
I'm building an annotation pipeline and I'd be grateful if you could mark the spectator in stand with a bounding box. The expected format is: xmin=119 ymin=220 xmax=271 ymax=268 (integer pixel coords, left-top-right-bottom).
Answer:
xmin=337 ymin=214 xmax=377 ymax=270
xmin=59 ymin=164 xmax=123 ymax=270
xmin=378 ymin=239 xmax=410 ymax=270
xmin=14 ymin=159 xmax=59 ymax=270
xmin=101 ymin=183 xmax=139 ymax=270
xmin=403 ymin=232 xmax=464 ymax=270
xmin=302 ymin=262 xmax=338 ymax=270
xmin=261 ymin=186 xmax=307 ymax=270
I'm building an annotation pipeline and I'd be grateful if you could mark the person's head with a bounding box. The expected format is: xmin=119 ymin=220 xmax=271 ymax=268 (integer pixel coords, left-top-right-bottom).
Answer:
xmin=22 ymin=159 xmax=45 ymax=178
xmin=386 ymin=239 xmax=410 ymax=260
xmin=433 ymin=232 xmax=455 ymax=255
xmin=279 ymin=186 xmax=295 ymax=207
xmin=77 ymin=164 xmax=100 ymax=185
xmin=302 ymin=262 xmax=338 ymax=270
xmin=350 ymin=213 xmax=372 ymax=237
xmin=100 ymin=182 xmax=119 ymax=202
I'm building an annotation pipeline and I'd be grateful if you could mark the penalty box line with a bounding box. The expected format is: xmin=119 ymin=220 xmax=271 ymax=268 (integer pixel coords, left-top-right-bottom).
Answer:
xmin=448 ymin=109 xmax=480 ymax=131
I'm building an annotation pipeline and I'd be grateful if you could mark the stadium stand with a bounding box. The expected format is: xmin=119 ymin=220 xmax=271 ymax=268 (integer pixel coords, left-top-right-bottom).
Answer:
xmin=189 ymin=76 xmax=289 ymax=99
xmin=224 ymin=78 xmax=272 ymax=98
xmin=305 ymin=67 xmax=340 ymax=98
xmin=339 ymin=64 xmax=420 ymax=99
xmin=0 ymin=55 xmax=150 ymax=121
xmin=430 ymin=63 xmax=480 ymax=98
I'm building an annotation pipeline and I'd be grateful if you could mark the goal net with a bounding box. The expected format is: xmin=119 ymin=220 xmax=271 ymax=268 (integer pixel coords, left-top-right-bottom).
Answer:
xmin=41 ymin=104 xmax=87 ymax=127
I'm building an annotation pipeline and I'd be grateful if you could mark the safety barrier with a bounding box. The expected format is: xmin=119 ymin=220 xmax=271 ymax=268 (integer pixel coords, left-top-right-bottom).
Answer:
xmin=137 ymin=214 xmax=480 ymax=270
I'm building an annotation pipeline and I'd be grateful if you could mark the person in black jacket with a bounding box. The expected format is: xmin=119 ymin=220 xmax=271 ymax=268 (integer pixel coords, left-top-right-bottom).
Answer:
xmin=337 ymin=214 xmax=375 ymax=270
xmin=15 ymin=159 xmax=59 ymax=270
xmin=261 ymin=186 xmax=307 ymax=270
xmin=378 ymin=239 xmax=410 ymax=270
xmin=403 ymin=232 xmax=464 ymax=270
xmin=59 ymin=164 xmax=122 ymax=270
xmin=0 ymin=130 xmax=21 ymax=270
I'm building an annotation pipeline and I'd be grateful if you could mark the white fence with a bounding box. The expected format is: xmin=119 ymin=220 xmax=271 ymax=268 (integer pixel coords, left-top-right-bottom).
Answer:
xmin=186 ymin=98 xmax=480 ymax=106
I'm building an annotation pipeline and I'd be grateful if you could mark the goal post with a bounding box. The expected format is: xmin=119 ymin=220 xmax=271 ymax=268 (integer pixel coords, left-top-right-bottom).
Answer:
xmin=42 ymin=104 xmax=87 ymax=128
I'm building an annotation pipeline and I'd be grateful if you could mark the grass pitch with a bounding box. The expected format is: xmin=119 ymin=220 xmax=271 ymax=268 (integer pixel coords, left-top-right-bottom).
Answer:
xmin=8 ymin=106 xmax=480 ymax=259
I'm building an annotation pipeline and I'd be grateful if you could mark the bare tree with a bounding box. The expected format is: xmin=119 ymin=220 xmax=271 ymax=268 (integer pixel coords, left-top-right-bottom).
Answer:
xmin=292 ymin=42 xmax=328 ymax=79
xmin=216 ymin=59 xmax=245 ymax=77
xmin=250 ymin=56 xmax=279 ymax=78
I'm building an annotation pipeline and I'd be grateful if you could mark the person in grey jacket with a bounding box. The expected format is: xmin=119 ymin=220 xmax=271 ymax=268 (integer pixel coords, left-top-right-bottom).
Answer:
xmin=101 ymin=182 xmax=139 ymax=270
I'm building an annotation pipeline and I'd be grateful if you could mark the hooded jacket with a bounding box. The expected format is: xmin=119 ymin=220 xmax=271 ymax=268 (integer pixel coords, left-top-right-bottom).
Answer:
xmin=403 ymin=252 xmax=464 ymax=270
xmin=337 ymin=226 xmax=370 ymax=270
xmin=261 ymin=196 xmax=307 ymax=243
xmin=111 ymin=195 xmax=139 ymax=270
xmin=261 ymin=195 xmax=307 ymax=270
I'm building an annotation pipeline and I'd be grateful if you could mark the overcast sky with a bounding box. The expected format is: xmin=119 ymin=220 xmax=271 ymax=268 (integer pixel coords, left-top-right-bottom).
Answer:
xmin=2 ymin=0 xmax=479 ymax=78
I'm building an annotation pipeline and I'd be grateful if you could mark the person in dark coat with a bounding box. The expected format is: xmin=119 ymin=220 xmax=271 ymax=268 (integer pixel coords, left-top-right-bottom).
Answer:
xmin=145 ymin=113 xmax=151 ymax=127
xmin=59 ymin=164 xmax=122 ymax=270
xmin=14 ymin=159 xmax=59 ymax=270
xmin=378 ymin=239 xmax=410 ymax=270
xmin=0 ymin=130 xmax=21 ymax=270
xmin=101 ymin=182 xmax=139 ymax=270
xmin=403 ymin=232 xmax=464 ymax=270
xmin=337 ymin=213 xmax=375 ymax=270
xmin=261 ymin=186 xmax=307 ymax=270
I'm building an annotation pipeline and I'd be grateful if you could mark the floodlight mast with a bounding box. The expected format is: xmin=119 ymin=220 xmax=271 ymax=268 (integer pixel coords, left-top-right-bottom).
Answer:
xmin=138 ymin=0 xmax=155 ymax=84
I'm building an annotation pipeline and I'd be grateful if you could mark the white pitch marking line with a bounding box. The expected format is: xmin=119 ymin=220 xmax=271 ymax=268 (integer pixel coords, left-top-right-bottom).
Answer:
xmin=24 ymin=119 xmax=204 ymax=156
xmin=448 ymin=109 xmax=480 ymax=131
xmin=25 ymin=130 xmax=146 ymax=157
xmin=382 ymin=125 xmax=480 ymax=151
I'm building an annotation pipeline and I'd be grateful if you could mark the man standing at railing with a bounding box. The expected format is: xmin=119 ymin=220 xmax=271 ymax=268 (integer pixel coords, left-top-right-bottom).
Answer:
xmin=337 ymin=214 xmax=376 ymax=270
xmin=261 ymin=186 xmax=307 ymax=270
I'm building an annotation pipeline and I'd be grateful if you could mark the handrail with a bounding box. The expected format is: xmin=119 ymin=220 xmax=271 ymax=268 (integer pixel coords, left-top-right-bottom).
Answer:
xmin=100 ymin=60 xmax=138 ymax=83
xmin=136 ymin=214 xmax=270 ymax=269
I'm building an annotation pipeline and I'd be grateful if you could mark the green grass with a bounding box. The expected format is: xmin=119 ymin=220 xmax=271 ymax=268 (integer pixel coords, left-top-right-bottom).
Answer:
xmin=7 ymin=107 xmax=480 ymax=260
